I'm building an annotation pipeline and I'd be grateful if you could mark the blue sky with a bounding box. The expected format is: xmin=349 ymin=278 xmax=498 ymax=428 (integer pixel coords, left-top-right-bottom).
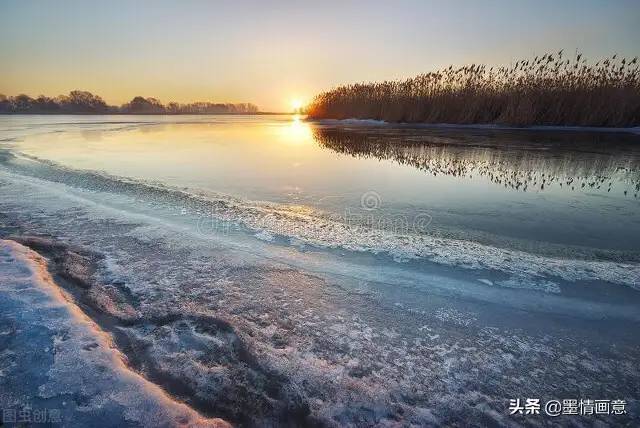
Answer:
xmin=1 ymin=0 xmax=638 ymax=110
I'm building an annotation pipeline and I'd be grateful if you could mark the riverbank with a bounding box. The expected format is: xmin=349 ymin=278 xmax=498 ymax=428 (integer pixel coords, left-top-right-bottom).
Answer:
xmin=309 ymin=118 xmax=640 ymax=134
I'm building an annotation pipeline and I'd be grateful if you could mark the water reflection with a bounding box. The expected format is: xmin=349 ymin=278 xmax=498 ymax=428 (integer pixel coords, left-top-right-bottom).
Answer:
xmin=312 ymin=126 xmax=640 ymax=197
xmin=279 ymin=115 xmax=313 ymax=144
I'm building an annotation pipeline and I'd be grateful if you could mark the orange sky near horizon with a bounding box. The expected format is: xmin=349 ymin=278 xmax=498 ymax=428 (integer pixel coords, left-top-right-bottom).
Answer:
xmin=1 ymin=0 xmax=639 ymax=112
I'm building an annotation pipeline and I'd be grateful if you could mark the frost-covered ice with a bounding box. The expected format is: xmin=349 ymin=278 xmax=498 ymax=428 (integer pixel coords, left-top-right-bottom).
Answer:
xmin=0 ymin=240 xmax=228 ymax=427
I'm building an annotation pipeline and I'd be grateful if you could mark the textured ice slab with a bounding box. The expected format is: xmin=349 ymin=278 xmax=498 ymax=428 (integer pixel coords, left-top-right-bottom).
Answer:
xmin=0 ymin=239 xmax=228 ymax=428
xmin=3 ymin=152 xmax=639 ymax=294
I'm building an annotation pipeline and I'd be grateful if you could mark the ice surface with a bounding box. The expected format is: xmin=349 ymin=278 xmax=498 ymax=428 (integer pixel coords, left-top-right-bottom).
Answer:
xmin=1 ymin=158 xmax=639 ymax=426
xmin=0 ymin=240 xmax=229 ymax=427
xmin=2 ymin=152 xmax=639 ymax=294
xmin=1 ymin=118 xmax=640 ymax=426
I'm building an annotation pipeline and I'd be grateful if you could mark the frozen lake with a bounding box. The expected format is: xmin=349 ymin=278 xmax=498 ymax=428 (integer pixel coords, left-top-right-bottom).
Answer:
xmin=1 ymin=115 xmax=639 ymax=426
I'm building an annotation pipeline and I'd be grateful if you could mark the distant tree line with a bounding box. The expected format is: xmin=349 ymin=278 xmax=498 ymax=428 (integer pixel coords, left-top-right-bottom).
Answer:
xmin=0 ymin=91 xmax=259 ymax=114
xmin=307 ymin=52 xmax=640 ymax=127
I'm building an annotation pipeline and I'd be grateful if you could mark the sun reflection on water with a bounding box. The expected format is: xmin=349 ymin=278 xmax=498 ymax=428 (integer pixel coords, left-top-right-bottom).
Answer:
xmin=279 ymin=115 xmax=313 ymax=144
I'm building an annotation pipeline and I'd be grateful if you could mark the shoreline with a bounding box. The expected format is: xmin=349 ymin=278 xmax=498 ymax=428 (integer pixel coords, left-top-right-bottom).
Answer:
xmin=307 ymin=118 xmax=640 ymax=134
xmin=3 ymin=113 xmax=638 ymax=134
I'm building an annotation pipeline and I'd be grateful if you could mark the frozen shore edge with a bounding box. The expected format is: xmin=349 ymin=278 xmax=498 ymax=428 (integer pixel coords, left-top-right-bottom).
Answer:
xmin=0 ymin=239 xmax=229 ymax=428
xmin=308 ymin=118 xmax=640 ymax=134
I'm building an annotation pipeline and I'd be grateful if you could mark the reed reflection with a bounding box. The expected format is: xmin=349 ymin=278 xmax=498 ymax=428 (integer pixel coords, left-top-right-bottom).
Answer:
xmin=312 ymin=126 xmax=640 ymax=197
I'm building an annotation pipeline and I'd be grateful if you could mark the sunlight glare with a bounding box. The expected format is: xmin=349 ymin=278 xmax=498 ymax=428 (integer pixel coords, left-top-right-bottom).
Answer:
xmin=280 ymin=115 xmax=312 ymax=144
xmin=291 ymin=99 xmax=304 ymax=112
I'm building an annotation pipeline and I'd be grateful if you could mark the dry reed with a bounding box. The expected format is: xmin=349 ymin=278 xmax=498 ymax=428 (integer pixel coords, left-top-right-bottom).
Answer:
xmin=307 ymin=52 xmax=640 ymax=127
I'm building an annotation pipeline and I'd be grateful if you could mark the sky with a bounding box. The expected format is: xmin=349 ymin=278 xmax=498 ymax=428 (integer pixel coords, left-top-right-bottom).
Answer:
xmin=1 ymin=0 xmax=639 ymax=111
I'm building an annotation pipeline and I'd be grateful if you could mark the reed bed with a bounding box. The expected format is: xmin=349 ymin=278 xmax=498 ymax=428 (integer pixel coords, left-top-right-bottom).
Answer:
xmin=307 ymin=52 xmax=640 ymax=127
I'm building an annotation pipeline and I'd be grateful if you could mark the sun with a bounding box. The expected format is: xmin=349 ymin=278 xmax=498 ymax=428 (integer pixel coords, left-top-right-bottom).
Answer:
xmin=291 ymin=99 xmax=304 ymax=112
